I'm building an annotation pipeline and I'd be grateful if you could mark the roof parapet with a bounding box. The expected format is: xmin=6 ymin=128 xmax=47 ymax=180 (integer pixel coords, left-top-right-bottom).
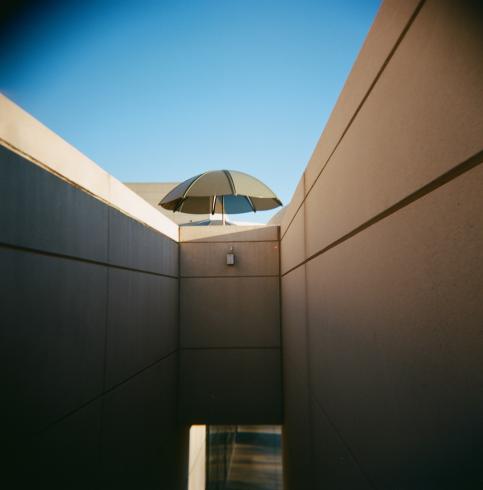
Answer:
xmin=0 ymin=94 xmax=179 ymax=241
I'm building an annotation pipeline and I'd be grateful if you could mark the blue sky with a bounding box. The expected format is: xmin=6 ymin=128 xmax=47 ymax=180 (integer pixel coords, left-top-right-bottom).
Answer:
xmin=1 ymin=0 xmax=380 ymax=222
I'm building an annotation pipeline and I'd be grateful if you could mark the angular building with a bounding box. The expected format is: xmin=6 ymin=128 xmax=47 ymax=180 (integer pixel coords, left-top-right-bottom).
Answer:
xmin=1 ymin=1 xmax=482 ymax=488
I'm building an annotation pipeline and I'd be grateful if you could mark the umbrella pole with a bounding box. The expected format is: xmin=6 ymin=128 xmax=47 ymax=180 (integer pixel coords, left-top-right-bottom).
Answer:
xmin=222 ymin=196 xmax=225 ymax=225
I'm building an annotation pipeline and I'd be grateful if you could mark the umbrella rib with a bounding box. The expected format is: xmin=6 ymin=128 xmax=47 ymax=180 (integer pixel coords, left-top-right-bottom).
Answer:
xmin=245 ymin=195 xmax=256 ymax=212
xmin=223 ymin=170 xmax=237 ymax=195
xmin=182 ymin=171 xmax=208 ymax=198
xmin=173 ymin=198 xmax=184 ymax=213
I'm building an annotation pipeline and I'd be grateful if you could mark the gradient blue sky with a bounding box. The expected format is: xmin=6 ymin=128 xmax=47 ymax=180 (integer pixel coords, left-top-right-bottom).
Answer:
xmin=1 ymin=0 xmax=380 ymax=222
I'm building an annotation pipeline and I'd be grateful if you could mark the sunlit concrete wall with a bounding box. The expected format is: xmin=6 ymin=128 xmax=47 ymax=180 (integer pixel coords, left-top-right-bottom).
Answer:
xmin=281 ymin=0 xmax=483 ymax=488
xmin=179 ymin=226 xmax=282 ymax=425
xmin=0 ymin=99 xmax=184 ymax=489
xmin=188 ymin=425 xmax=206 ymax=490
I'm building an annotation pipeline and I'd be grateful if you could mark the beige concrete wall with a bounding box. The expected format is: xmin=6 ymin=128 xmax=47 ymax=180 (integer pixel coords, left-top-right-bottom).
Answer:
xmin=280 ymin=0 xmax=483 ymax=488
xmin=0 ymin=121 xmax=183 ymax=487
xmin=188 ymin=425 xmax=206 ymax=490
xmin=1 ymin=94 xmax=282 ymax=486
xmin=179 ymin=226 xmax=282 ymax=424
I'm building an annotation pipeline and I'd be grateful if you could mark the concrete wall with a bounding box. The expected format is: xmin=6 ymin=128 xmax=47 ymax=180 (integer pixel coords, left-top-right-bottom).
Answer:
xmin=280 ymin=0 xmax=483 ymax=488
xmin=179 ymin=226 xmax=282 ymax=425
xmin=0 ymin=94 xmax=283 ymax=487
xmin=4 ymin=0 xmax=482 ymax=485
xmin=188 ymin=426 xmax=206 ymax=490
xmin=0 ymin=143 xmax=184 ymax=489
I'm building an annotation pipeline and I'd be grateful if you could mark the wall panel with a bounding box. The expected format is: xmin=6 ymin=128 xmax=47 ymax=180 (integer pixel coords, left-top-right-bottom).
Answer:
xmin=29 ymin=401 xmax=103 ymax=490
xmin=305 ymin=0 xmax=483 ymax=259
xmin=0 ymin=248 xmax=107 ymax=436
xmin=280 ymin=1 xmax=483 ymax=488
xmin=109 ymin=207 xmax=178 ymax=277
xmin=0 ymin=145 xmax=183 ymax=489
xmin=304 ymin=0 xmax=423 ymax=188
xmin=180 ymin=348 xmax=282 ymax=425
xmin=106 ymin=269 xmax=178 ymax=388
xmin=280 ymin=204 xmax=305 ymax=275
xmin=281 ymin=266 xmax=312 ymax=489
xmin=179 ymin=226 xmax=282 ymax=426
xmin=311 ymin=399 xmax=373 ymax=490
xmin=180 ymin=241 xmax=279 ymax=277
xmin=0 ymin=145 xmax=108 ymax=261
xmin=181 ymin=276 xmax=280 ymax=348
xmin=101 ymin=355 xmax=179 ymax=490
xmin=306 ymin=163 xmax=483 ymax=488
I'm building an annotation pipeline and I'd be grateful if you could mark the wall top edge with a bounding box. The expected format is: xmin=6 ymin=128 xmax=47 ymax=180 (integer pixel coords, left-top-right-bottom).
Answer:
xmin=0 ymin=94 xmax=179 ymax=242
xmin=180 ymin=224 xmax=280 ymax=243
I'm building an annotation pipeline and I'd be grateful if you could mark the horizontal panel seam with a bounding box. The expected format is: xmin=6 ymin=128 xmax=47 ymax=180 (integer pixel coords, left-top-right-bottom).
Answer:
xmin=180 ymin=239 xmax=279 ymax=244
xmin=180 ymin=274 xmax=280 ymax=279
xmin=0 ymin=242 xmax=179 ymax=279
xmin=280 ymin=0 xmax=426 ymax=242
xmin=180 ymin=346 xmax=280 ymax=351
xmin=30 ymin=349 xmax=179 ymax=437
xmin=281 ymin=150 xmax=483 ymax=278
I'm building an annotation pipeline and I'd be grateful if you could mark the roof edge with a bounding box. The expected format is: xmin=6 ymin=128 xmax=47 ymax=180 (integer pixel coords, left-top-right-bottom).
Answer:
xmin=0 ymin=94 xmax=179 ymax=241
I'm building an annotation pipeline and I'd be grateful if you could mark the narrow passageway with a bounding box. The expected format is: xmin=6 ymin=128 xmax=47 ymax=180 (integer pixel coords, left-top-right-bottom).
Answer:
xmin=206 ymin=426 xmax=283 ymax=490
xmin=226 ymin=426 xmax=282 ymax=490
xmin=2 ymin=1 xmax=483 ymax=487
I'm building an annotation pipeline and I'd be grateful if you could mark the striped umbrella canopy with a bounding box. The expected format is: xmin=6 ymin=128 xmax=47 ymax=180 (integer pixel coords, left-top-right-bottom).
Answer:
xmin=159 ymin=170 xmax=282 ymax=216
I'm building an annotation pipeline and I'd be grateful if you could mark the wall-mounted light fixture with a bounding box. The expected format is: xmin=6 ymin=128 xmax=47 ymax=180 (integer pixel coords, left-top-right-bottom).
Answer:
xmin=226 ymin=246 xmax=235 ymax=266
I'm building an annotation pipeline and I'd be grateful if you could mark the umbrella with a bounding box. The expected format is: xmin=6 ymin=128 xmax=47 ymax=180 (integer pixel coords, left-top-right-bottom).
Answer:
xmin=159 ymin=170 xmax=282 ymax=224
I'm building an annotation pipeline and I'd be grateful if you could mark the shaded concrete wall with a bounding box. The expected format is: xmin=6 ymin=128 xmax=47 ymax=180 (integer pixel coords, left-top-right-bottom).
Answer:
xmin=0 ymin=145 xmax=184 ymax=489
xmin=280 ymin=0 xmax=483 ymax=488
xmin=179 ymin=226 xmax=282 ymax=425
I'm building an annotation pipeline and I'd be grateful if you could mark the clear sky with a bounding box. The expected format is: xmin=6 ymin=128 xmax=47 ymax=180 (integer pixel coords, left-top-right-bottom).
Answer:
xmin=1 ymin=0 xmax=380 ymax=223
